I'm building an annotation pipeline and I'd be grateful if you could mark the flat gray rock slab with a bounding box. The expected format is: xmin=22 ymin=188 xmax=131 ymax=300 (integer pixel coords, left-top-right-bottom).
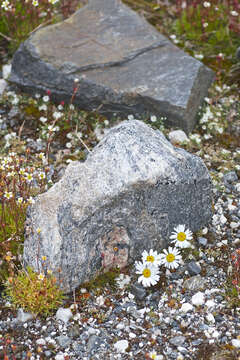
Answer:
xmin=23 ymin=120 xmax=212 ymax=293
xmin=10 ymin=0 xmax=214 ymax=132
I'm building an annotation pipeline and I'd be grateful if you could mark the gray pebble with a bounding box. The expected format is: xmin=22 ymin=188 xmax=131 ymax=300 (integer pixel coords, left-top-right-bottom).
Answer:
xmin=44 ymin=351 xmax=53 ymax=358
xmin=56 ymin=335 xmax=72 ymax=348
xmin=197 ymin=237 xmax=208 ymax=247
xmin=131 ymin=282 xmax=147 ymax=301
xmin=169 ymin=335 xmax=186 ymax=347
xmin=223 ymin=171 xmax=238 ymax=184
xmin=68 ymin=324 xmax=81 ymax=339
xmin=192 ymin=339 xmax=203 ymax=346
xmin=187 ymin=261 xmax=201 ymax=276
xmin=183 ymin=274 xmax=206 ymax=291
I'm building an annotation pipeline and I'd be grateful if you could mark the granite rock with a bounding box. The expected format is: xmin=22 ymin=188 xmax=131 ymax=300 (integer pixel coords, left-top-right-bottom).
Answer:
xmin=10 ymin=0 xmax=214 ymax=133
xmin=23 ymin=120 xmax=212 ymax=292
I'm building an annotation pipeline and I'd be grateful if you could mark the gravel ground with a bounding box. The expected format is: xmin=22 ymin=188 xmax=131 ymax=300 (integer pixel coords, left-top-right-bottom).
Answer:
xmin=0 ymin=69 xmax=240 ymax=360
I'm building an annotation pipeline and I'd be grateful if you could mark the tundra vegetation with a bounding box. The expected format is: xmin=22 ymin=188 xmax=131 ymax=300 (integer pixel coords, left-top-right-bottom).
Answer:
xmin=0 ymin=0 xmax=239 ymax=329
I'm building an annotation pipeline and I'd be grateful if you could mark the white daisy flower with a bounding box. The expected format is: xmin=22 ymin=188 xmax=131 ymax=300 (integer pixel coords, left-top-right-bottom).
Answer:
xmin=159 ymin=247 xmax=182 ymax=269
xmin=38 ymin=153 xmax=45 ymax=161
xmin=141 ymin=249 xmax=161 ymax=266
xmin=38 ymin=273 xmax=45 ymax=281
xmin=40 ymin=116 xmax=47 ymax=123
xmin=150 ymin=115 xmax=157 ymax=123
xmin=66 ymin=142 xmax=72 ymax=149
xmin=203 ymin=1 xmax=210 ymax=8
xmin=11 ymin=96 xmax=19 ymax=105
xmin=135 ymin=261 xmax=160 ymax=287
xmin=170 ymin=224 xmax=192 ymax=248
xmin=19 ymin=168 xmax=25 ymax=175
xmin=53 ymin=111 xmax=62 ymax=120
xmin=149 ymin=351 xmax=163 ymax=360
xmin=42 ymin=95 xmax=49 ymax=102
xmin=39 ymin=104 xmax=47 ymax=112
xmin=4 ymin=191 xmax=13 ymax=200
xmin=38 ymin=172 xmax=45 ymax=180
xmin=25 ymin=173 xmax=33 ymax=183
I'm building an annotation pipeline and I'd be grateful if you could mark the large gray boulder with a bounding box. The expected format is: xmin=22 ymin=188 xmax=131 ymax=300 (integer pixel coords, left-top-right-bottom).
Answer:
xmin=9 ymin=0 xmax=214 ymax=133
xmin=24 ymin=120 xmax=212 ymax=292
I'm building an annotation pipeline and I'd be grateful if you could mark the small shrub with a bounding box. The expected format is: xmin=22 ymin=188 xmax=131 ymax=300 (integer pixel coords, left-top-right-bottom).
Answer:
xmin=4 ymin=266 xmax=65 ymax=316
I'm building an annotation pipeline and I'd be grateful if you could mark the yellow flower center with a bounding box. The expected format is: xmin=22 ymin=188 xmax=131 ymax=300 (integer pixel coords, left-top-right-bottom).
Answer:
xmin=146 ymin=255 xmax=155 ymax=263
xmin=151 ymin=355 xmax=156 ymax=360
xmin=177 ymin=232 xmax=186 ymax=242
xmin=142 ymin=268 xmax=151 ymax=278
xmin=166 ymin=253 xmax=175 ymax=263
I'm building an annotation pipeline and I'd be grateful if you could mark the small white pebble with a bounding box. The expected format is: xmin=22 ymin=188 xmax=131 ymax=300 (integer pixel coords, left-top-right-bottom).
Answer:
xmin=56 ymin=308 xmax=72 ymax=324
xmin=36 ymin=338 xmax=46 ymax=346
xmin=235 ymin=183 xmax=240 ymax=192
xmin=180 ymin=303 xmax=193 ymax=313
xmin=232 ymin=339 xmax=240 ymax=348
xmin=116 ymin=323 xmax=125 ymax=330
xmin=128 ymin=293 xmax=135 ymax=300
xmin=220 ymin=214 xmax=227 ymax=225
xmin=192 ymin=292 xmax=205 ymax=306
xmin=114 ymin=340 xmax=129 ymax=353
xmin=129 ymin=332 xmax=136 ymax=339
xmin=202 ymin=227 xmax=208 ymax=235
xmin=212 ymin=330 xmax=220 ymax=338
xmin=55 ymin=354 xmax=65 ymax=360
xmin=205 ymin=300 xmax=215 ymax=309
xmin=206 ymin=313 xmax=215 ymax=324
xmin=96 ymin=295 xmax=105 ymax=306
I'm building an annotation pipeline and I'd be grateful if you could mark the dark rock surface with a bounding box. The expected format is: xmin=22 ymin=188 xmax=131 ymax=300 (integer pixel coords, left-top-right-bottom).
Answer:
xmin=23 ymin=120 xmax=212 ymax=293
xmin=9 ymin=0 xmax=214 ymax=133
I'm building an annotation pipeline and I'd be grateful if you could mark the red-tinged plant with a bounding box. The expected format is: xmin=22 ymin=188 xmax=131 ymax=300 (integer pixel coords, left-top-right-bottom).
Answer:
xmin=231 ymin=248 xmax=240 ymax=294
xmin=172 ymin=0 xmax=240 ymax=83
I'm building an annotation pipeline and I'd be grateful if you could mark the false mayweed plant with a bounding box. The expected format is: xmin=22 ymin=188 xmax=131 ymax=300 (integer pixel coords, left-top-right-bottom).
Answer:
xmin=1 ymin=89 xmax=98 ymax=164
xmin=172 ymin=0 xmax=240 ymax=82
xmin=0 ymin=150 xmax=51 ymax=282
xmin=226 ymin=248 xmax=240 ymax=307
xmin=135 ymin=225 xmax=193 ymax=287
